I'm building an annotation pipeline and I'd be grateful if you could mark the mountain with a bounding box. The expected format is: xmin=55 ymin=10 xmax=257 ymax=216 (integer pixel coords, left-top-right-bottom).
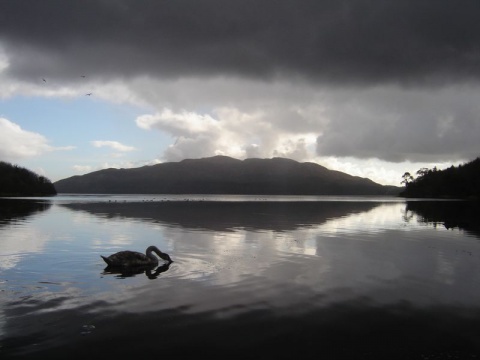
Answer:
xmin=54 ymin=156 xmax=401 ymax=195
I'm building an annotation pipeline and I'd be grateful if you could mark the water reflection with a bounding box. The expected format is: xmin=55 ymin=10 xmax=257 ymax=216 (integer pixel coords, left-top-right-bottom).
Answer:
xmin=102 ymin=262 xmax=171 ymax=279
xmin=4 ymin=292 xmax=480 ymax=359
xmin=60 ymin=200 xmax=381 ymax=231
xmin=0 ymin=199 xmax=53 ymax=271
xmin=3 ymin=197 xmax=480 ymax=358
xmin=406 ymin=200 xmax=480 ymax=238
xmin=54 ymin=199 xmax=480 ymax=305
xmin=0 ymin=199 xmax=51 ymax=226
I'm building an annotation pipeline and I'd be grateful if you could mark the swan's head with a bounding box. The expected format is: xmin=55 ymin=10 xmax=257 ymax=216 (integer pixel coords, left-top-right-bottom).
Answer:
xmin=148 ymin=246 xmax=173 ymax=264
xmin=159 ymin=252 xmax=173 ymax=263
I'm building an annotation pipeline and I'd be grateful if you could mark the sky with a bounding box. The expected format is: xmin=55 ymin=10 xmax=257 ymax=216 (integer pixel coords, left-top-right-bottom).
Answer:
xmin=1 ymin=0 xmax=480 ymax=186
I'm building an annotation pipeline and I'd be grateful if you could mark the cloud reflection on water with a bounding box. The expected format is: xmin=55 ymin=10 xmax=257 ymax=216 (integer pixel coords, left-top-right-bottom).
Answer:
xmin=0 ymin=199 xmax=52 ymax=270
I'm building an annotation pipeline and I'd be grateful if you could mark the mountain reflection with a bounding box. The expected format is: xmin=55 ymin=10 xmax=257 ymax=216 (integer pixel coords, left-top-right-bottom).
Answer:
xmin=406 ymin=200 xmax=480 ymax=238
xmin=0 ymin=198 xmax=51 ymax=226
xmin=60 ymin=200 xmax=381 ymax=231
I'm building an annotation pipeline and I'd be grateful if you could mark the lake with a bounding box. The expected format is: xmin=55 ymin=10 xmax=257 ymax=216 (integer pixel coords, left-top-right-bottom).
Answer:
xmin=1 ymin=195 xmax=480 ymax=359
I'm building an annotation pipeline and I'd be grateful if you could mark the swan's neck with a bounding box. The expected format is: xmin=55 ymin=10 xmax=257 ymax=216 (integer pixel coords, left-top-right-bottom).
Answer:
xmin=145 ymin=246 xmax=161 ymax=261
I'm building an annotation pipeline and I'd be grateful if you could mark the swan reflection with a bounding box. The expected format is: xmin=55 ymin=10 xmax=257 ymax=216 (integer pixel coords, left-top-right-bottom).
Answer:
xmin=102 ymin=262 xmax=172 ymax=279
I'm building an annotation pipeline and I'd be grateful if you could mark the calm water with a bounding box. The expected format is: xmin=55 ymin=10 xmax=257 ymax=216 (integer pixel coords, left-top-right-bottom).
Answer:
xmin=1 ymin=195 xmax=480 ymax=359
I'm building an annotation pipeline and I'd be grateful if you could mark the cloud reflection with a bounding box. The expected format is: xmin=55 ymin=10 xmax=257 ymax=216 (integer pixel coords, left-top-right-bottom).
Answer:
xmin=0 ymin=199 xmax=52 ymax=270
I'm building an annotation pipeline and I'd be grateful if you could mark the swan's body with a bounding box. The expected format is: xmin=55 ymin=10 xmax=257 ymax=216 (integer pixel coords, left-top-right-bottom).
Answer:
xmin=101 ymin=245 xmax=172 ymax=267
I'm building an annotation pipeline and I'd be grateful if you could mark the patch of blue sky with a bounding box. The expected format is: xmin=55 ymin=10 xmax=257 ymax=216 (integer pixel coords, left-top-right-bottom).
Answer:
xmin=1 ymin=96 xmax=144 ymax=143
xmin=1 ymin=96 xmax=172 ymax=181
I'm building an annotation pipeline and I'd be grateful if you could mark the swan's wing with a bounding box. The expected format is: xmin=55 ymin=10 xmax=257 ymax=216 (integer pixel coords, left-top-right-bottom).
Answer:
xmin=103 ymin=250 xmax=148 ymax=266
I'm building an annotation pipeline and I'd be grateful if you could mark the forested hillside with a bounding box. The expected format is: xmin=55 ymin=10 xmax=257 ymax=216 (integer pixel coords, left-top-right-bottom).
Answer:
xmin=0 ymin=162 xmax=57 ymax=196
xmin=400 ymin=157 xmax=480 ymax=199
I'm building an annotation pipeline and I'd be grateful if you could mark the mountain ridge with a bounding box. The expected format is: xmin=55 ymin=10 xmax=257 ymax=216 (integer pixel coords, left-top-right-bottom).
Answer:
xmin=54 ymin=155 xmax=401 ymax=195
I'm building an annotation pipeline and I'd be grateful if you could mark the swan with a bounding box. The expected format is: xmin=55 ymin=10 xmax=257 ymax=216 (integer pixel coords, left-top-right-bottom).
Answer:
xmin=101 ymin=245 xmax=173 ymax=267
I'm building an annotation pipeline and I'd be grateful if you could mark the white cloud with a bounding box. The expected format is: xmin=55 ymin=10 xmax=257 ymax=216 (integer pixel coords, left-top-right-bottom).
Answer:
xmin=72 ymin=158 xmax=162 ymax=176
xmin=0 ymin=117 xmax=73 ymax=160
xmin=72 ymin=165 xmax=93 ymax=174
xmin=136 ymin=106 xmax=319 ymax=163
xmin=91 ymin=140 xmax=136 ymax=152
xmin=136 ymin=109 xmax=220 ymax=136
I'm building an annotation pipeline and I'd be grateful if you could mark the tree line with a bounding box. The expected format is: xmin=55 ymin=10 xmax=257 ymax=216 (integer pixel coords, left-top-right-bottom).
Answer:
xmin=0 ymin=161 xmax=56 ymax=196
xmin=400 ymin=157 xmax=480 ymax=199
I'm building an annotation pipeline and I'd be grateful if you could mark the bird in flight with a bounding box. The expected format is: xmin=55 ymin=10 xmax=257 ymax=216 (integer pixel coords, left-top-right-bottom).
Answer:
xmin=81 ymin=75 xmax=86 ymax=78
xmin=86 ymin=93 xmax=92 ymax=96
xmin=42 ymin=78 xmax=46 ymax=83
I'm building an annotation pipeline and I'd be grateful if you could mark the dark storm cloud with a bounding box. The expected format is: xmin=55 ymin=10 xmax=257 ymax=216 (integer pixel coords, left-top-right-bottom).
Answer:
xmin=315 ymin=87 xmax=480 ymax=162
xmin=1 ymin=0 xmax=480 ymax=85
